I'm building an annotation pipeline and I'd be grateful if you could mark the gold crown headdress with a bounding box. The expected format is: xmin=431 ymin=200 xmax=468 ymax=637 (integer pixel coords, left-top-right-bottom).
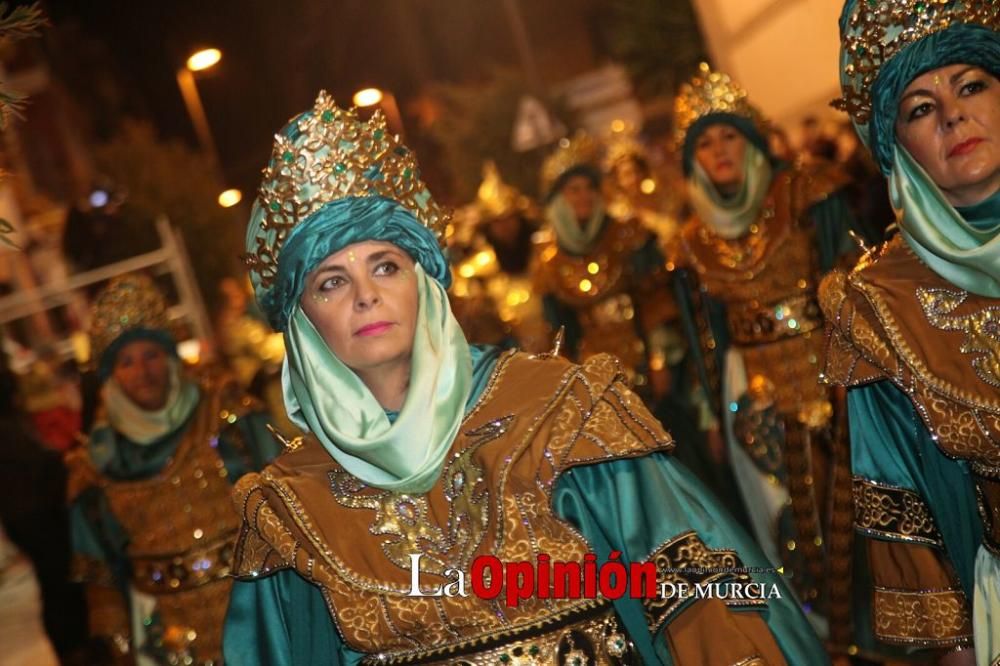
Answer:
xmin=89 ymin=273 xmax=172 ymax=364
xmin=540 ymin=130 xmax=599 ymax=195
xmin=603 ymin=127 xmax=648 ymax=173
xmin=475 ymin=161 xmax=528 ymax=220
xmin=833 ymin=0 xmax=1000 ymax=124
xmin=673 ymin=63 xmax=763 ymax=148
xmin=244 ymin=91 xmax=450 ymax=288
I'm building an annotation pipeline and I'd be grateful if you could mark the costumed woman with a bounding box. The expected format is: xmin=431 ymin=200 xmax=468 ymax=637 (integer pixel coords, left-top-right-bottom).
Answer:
xmin=533 ymin=132 xmax=676 ymax=401
xmin=604 ymin=127 xmax=684 ymax=251
xmin=449 ymin=162 xmax=550 ymax=353
xmin=821 ymin=1 xmax=1000 ymax=663
xmin=667 ymin=63 xmax=865 ymax=648
xmin=223 ymin=91 xmax=828 ymax=666
xmin=66 ymin=273 xmax=280 ymax=664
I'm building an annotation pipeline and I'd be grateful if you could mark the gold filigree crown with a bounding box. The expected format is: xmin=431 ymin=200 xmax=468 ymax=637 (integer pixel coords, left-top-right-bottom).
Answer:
xmin=475 ymin=161 xmax=528 ymax=220
xmin=245 ymin=91 xmax=450 ymax=288
xmin=540 ymin=131 xmax=599 ymax=195
xmin=89 ymin=273 xmax=172 ymax=363
xmin=603 ymin=127 xmax=647 ymax=172
xmin=833 ymin=0 xmax=1000 ymax=124
xmin=673 ymin=63 xmax=761 ymax=148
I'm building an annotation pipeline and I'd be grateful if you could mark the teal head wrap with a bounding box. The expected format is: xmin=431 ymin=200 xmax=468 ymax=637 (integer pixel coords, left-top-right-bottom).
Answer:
xmin=247 ymin=195 xmax=450 ymax=331
xmin=245 ymin=92 xmax=473 ymax=494
xmin=835 ymin=0 xmax=1000 ymax=175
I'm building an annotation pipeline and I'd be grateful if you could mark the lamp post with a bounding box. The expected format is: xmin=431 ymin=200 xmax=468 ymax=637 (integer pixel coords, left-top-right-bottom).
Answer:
xmin=353 ymin=87 xmax=405 ymax=137
xmin=176 ymin=48 xmax=241 ymax=208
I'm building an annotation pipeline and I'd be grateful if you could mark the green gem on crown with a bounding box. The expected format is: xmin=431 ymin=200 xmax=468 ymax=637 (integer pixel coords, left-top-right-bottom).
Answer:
xmin=269 ymin=201 xmax=281 ymax=212
xmin=320 ymin=109 xmax=334 ymax=123
xmin=374 ymin=129 xmax=384 ymax=140
xmin=282 ymin=150 xmax=294 ymax=164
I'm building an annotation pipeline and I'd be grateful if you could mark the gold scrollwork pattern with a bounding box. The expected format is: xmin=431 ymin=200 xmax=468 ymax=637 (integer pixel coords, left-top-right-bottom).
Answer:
xmin=872 ymin=587 xmax=972 ymax=647
xmin=917 ymin=286 xmax=1000 ymax=389
xmin=852 ymin=477 xmax=943 ymax=547
xmin=642 ymin=531 xmax=760 ymax=635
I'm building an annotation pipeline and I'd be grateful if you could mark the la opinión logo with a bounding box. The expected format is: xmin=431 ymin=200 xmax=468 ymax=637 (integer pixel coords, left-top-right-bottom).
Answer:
xmin=405 ymin=552 xmax=782 ymax=607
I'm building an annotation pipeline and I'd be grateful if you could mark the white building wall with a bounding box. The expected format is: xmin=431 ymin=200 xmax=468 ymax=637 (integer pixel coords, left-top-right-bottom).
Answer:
xmin=690 ymin=0 xmax=846 ymax=133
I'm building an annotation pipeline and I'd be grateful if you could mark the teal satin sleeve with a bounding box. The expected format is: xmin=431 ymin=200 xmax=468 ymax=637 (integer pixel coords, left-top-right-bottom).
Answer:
xmin=552 ymin=453 xmax=827 ymax=666
xmin=224 ymin=570 xmax=363 ymax=666
xmin=849 ymin=380 xmax=982 ymax=596
xmin=810 ymin=192 xmax=863 ymax=273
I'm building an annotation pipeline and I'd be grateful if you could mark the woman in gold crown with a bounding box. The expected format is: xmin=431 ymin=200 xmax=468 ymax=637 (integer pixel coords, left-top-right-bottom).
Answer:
xmin=820 ymin=1 xmax=1000 ymax=663
xmin=222 ymin=91 xmax=827 ymax=665
xmin=667 ymin=63 xmax=866 ymax=647
xmin=449 ymin=162 xmax=549 ymax=353
xmin=603 ymin=128 xmax=683 ymax=250
xmin=532 ymin=132 xmax=677 ymax=402
xmin=66 ymin=273 xmax=279 ymax=664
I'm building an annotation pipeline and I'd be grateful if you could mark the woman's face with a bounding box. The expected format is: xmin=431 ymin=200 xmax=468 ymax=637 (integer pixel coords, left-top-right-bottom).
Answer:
xmin=693 ymin=124 xmax=747 ymax=194
xmin=614 ymin=158 xmax=643 ymax=194
xmin=112 ymin=339 xmax=170 ymax=410
xmin=896 ymin=64 xmax=1000 ymax=207
xmin=559 ymin=174 xmax=597 ymax=221
xmin=299 ymin=240 xmax=418 ymax=377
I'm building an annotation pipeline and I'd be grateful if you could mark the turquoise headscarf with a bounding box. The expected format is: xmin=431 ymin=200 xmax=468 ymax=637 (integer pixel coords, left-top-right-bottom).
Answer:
xmin=283 ymin=264 xmax=472 ymax=493
xmin=890 ymin=144 xmax=1000 ymax=296
xmin=545 ymin=191 xmax=607 ymax=255
xmin=686 ymin=141 xmax=774 ymax=240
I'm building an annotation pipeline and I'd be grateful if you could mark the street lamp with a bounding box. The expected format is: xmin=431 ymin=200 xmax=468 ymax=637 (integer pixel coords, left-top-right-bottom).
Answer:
xmin=186 ymin=48 xmax=221 ymax=72
xmin=177 ymin=48 xmax=222 ymax=176
xmin=352 ymin=86 xmax=405 ymax=137
xmin=352 ymin=88 xmax=383 ymax=108
xmin=218 ymin=188 xmax=242 ymax=208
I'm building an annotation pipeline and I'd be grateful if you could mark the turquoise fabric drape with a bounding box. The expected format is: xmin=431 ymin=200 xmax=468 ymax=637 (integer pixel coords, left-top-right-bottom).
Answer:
xmin=223 ymin=452 xmax=827 ymax=665
xmin=848 ymin=380 xmax=983 ymax=597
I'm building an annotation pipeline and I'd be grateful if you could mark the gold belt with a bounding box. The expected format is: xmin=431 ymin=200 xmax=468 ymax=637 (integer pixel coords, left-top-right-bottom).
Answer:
xmin=130 ymin=529 xmax=237 ymax=594
xmin=727 ymin=293 xmax=823 ymax=346
xmin=362 ymin=605 xmax=636 ymax=665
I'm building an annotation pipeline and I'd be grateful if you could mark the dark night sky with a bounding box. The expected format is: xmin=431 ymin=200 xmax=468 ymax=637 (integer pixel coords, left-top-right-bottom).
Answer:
xmin=40 ymin=0 xmax=604 ymax=198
